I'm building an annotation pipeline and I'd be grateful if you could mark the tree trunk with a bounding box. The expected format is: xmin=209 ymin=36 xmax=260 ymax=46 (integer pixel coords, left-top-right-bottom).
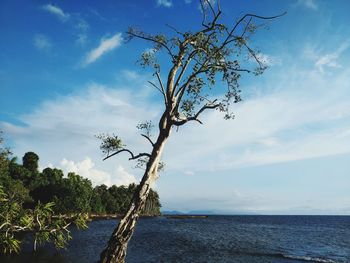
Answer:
xmin=99 ymin=126 xmax=170 ymax=263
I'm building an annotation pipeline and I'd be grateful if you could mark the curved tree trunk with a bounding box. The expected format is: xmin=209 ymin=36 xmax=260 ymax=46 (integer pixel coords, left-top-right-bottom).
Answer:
xmin=99 ymin=125 xmax=170 ymax=263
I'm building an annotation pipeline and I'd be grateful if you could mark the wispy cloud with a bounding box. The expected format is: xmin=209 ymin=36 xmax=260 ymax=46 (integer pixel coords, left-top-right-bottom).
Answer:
xmin=75 ymin=18 xmax=89 ymax=46
xmin=254 ymin=53 xmax=281 ymax=66
xmin=33 ymin=34 xmax=52 ymax=51
xmin=75 ymin=18 xmax=89 ymax=31
xmin=297 ymin=0 xmax=318 ymax=10
xmin=202 ymin=0 xmax=217 ymax=8
xmin=198 ymin=0 xmax=217 ymax=13
xmin=157 ymin=0 xmax=173 ymax=8
xmin=82 ymin=33 xmax=122 ymax=66
xmin=41 ymin=4 xmax=90 ymax=45
xmin=89 ymin=8 xmax=107 ymax=22
xmin=314 ymin=41 xmax=350 ymax=73
xmin=304 ymin=41 xmax=350 ymax=73
xmin=41 ymin=4 xmax=70 ymax=22
xmin=76 ymin=34 xmax=88 ymax=46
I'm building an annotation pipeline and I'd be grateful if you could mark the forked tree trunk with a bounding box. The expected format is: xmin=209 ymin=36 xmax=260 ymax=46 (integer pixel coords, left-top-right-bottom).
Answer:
xmin=99 ymin=126 xmax=170 ymax=263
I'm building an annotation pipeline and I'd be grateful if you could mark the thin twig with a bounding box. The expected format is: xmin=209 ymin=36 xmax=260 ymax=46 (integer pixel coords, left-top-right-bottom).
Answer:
xmin=141 ymin=134 xmax=155 ymax=147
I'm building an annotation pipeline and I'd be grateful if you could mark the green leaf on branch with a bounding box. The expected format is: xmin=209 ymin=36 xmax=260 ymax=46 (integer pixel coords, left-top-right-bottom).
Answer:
xmin=136 ymin=121 xmax=154 ymax=138
xmin=96 ymin=134 xmax=125 ymax=156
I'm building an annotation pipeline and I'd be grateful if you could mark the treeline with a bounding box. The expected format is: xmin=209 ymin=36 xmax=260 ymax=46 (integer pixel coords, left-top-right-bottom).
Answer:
xmin=1 ymin=151 xmax=161 ymax=216
xmin=0 ymin=132 xmax=160 ymax=253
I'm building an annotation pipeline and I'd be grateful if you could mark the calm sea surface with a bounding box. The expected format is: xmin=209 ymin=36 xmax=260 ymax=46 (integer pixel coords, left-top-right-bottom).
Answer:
xmin=1 ymin=215 xmax=349 ymax=263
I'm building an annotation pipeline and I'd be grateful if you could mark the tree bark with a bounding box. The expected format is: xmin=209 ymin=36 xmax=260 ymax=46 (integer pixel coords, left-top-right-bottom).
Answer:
xmin=99 ymin=118 xmax=170 ymax=263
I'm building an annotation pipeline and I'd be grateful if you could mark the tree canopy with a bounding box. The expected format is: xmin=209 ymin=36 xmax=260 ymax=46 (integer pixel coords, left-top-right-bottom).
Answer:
xmin=99 ymin=1 xmax=284 ymax=262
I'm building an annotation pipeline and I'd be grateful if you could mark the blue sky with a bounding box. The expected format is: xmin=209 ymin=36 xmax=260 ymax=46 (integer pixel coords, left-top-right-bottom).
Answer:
xmin=1 ymin=0 xmax=350 ymax=215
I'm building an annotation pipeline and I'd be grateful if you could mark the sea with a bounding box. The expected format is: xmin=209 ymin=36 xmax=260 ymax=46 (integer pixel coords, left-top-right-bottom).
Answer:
xmin=1 ymin=215 xmax=349 ymax=263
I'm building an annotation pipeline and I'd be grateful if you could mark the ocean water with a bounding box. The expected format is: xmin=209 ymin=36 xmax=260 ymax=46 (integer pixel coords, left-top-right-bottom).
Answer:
xmin=1 ymin=215 xmax=349 ymax=263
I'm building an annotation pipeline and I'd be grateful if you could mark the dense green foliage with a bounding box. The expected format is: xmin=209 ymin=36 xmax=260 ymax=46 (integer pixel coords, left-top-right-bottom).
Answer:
xmin=0 ymin=132 xmax=161 ymax=254
xmin=90 ymin=183 xmax=161 ymax=215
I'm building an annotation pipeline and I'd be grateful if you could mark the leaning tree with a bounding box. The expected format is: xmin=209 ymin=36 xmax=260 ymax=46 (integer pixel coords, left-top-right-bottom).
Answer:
xmin=99 ymin=1 xmax=284 ymax=262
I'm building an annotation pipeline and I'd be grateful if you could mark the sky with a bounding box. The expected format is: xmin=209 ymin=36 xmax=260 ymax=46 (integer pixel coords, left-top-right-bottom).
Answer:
xmin=1 ymin=0 xmax=350 ymax=215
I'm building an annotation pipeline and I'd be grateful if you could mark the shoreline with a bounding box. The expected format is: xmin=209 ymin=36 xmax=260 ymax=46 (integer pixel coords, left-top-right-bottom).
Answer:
xmin=88 ymin=214 xmax=209 ymax=220
xmin=89 ymin=214 xmax=162 ymax=220
xmin=88 ymin=214 xmax=350 ymax=220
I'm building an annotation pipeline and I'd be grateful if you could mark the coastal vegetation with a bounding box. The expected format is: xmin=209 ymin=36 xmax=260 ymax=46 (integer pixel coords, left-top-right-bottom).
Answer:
xmin=0 ymin=131 xmax=161 ymax=254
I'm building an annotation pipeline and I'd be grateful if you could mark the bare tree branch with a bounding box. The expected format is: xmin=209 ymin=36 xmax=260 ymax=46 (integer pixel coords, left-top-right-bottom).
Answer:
xmin=132 ymin=152 xmax=151 ymax=160
xmin=229 ymin=12 xmax=287 ymax=41
xmin=172 ymin=12 xmax=286 ymax=110
xmin=200 ymin=0 xmax=222 ymax=31
xmin=141 ymin=134 xmax=155 ymax=147
xmin=103 ymin=149 xmax=151 ymax=161
xmin=240 ymin=17 xmax=253 ymax=37
xmin=200 ymin=1 xmax=208 ymax=28
xmin=172 ymin=100 xmax=220 ymax=126
xmin=172 ymin=50 xmax=197 ymax=96
xmin=213 ymin=62 xmax=252 ymax=73
xmin=165 ymin=23 xmax=184 ymax=36
xmin=173 ymin=59 xmax=210 ymax=104
xmin=243 ymin=42 xmax=264 ymax=69
xmin=127 ymin=30 xmax=175 ymax=61
xmin=148 ymin=81 xmax=164 ymax=95
xmin=155 ymin=72 xmax=167 ymax=105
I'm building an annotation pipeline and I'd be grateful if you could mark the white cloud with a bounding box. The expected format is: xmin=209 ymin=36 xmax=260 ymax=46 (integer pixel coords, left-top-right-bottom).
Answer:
xmin=297 ymin=0 xmax=318 ymax=10
xmin=2 ymin=63 xmax=350 ymax=178
xmin=2 ymin=55 xmax=350 ymax=214
xmin=33 ymin=34 xmax=52 ymax=51
xmin=315 ymin=54 xmax=341 ymax=73
xmin=59 ymin=158 xmax=136 ymax=186
xmin=42 ymin=4 xmax=70 ymax=22
xmin=121 ymin=70 xmax=140 ymax=80
xmin=255 ymin=53 xmax=281 ymax=66
xmin=314 ymin=41 xmax=350 ymax=73
xmin=157 ymin=0 xmax=173 ymax=8
xmin=257 ymin=137 xmax=279 ymax=147
xmin=1 ymin=82 xmax=160 ymax=187
xmin=162 ymin=65 xmax=350 ymax=172
xmin=113 ymin=165 xmax=138 ymax=186
xmin=83 ymin=33 xmax=122 ymax=66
